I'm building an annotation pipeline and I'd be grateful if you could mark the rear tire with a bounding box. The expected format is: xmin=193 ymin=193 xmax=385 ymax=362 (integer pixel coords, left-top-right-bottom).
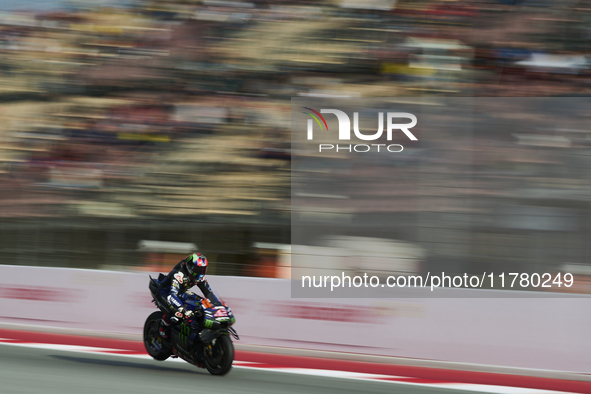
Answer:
xmin=143 ymin=311 xmax=172 ymax=361
xmin=203 ymin=334 xmax=234 ymax=376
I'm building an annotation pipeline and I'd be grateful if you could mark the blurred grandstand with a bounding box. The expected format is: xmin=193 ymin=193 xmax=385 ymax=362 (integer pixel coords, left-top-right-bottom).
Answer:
xmin=0 ymin=0 xmax=590 ymax=291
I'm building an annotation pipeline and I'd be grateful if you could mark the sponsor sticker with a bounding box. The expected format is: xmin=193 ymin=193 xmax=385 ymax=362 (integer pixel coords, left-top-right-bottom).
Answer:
xmin=214 ymin=308 xmax=228 ymax=317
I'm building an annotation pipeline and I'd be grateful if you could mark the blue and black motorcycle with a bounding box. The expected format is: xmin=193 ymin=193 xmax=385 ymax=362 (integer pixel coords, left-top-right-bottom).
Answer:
xmin=144 ymin=275 xmax=239 ymax=375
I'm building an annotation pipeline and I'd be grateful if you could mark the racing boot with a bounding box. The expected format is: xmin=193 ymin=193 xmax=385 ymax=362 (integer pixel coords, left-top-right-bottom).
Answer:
xmin=159 ymin=317 xmax=171 ymax=339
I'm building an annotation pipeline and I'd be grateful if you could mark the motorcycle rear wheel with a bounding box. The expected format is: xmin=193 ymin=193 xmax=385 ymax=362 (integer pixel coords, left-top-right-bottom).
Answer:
xmin=143 ymin=311 xmax=172 ymax=361
xmin=203 ymin=334 xmax=234 ymax=376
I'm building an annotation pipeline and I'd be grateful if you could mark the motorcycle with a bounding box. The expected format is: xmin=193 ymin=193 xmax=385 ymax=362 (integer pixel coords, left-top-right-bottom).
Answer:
xmin=143 ymin=274 xmax=239 ymax=375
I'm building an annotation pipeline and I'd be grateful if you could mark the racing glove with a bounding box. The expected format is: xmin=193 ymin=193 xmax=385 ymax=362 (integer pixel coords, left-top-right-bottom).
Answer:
xmin=173 ymin=307 xmax=191 ymax=320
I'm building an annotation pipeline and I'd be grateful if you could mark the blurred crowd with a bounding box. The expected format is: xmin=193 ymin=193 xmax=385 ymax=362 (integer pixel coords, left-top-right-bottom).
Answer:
xmin=0 ymin=0 xmax=590 ymax=291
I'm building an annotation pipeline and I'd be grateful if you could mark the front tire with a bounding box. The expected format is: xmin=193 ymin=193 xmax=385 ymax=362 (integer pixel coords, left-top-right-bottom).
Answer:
xmin=143 ymin=311 xmax=172 ymax=361
xmin=203 ymin=334 xmax=234 ymax=375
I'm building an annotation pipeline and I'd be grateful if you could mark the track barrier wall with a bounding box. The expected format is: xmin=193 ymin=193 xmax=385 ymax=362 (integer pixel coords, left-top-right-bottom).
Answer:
xmin=0 ymin=265 xmax=589 ymax=373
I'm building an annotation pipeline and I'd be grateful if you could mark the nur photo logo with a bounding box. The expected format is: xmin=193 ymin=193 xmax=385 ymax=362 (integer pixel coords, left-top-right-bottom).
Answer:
xmin=302 ymin=108 xmax=418 ymax=153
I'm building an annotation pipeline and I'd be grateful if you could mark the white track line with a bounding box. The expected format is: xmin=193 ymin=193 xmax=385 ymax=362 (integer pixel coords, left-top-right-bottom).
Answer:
xmin=0 ymin=341 xmax=577 ymax=394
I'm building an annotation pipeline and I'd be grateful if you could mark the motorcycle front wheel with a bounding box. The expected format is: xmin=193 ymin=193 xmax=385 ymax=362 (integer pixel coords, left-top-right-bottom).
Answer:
xmin=143 ymin=311 xmax=172 ymax=361
xmin=203 ymin=334 xmax=234 ymax=376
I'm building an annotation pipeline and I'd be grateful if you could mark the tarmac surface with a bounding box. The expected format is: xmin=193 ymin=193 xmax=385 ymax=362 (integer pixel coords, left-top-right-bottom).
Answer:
xmin=0 ymin=344 xmax=490 ymax=394
xmin=0 ymin=327 xmax=587 ymax=394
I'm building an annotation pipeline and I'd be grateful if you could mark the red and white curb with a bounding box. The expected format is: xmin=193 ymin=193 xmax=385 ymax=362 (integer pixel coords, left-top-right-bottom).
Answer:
xmin=0 ymin=331 xmax=586 ymax=394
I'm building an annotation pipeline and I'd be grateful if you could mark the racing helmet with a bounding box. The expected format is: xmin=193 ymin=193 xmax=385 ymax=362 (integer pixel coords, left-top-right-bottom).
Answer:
xmin=185 ymin=253 xmax=208 ymax=282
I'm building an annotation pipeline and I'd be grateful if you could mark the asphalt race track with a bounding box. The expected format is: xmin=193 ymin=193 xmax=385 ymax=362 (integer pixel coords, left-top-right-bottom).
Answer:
xmin=0 ymin=344 xmax=490 ymax=394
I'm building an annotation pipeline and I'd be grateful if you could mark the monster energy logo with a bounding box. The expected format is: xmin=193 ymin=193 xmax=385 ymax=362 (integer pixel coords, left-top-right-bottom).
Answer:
xmin=178 ymin=322 xmax=190 ymax=348
xmin=204 ymin=319 xmax=213 ymax=328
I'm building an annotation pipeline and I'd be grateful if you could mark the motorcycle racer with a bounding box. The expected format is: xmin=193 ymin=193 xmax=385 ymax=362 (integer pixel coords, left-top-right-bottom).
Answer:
xmin=156 ymin=253 xmax=220 ymax=339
